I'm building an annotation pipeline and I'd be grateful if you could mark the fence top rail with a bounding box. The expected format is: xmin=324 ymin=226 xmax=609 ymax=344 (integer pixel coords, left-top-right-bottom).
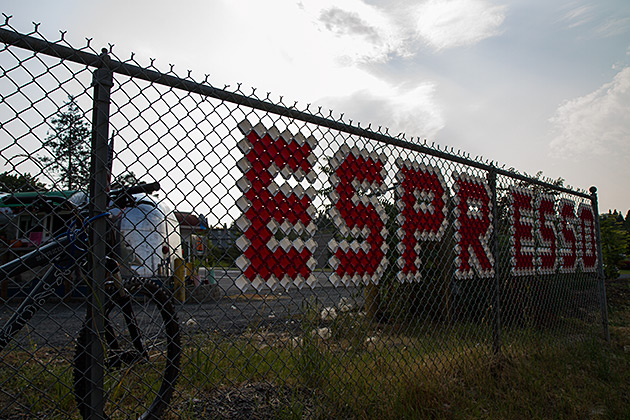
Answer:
xmin=0 ymin=24 xmax=592 ymax=200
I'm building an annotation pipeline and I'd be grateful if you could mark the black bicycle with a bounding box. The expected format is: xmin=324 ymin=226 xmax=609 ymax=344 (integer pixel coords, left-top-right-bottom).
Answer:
xmin=0 ymin=182 xmax=181 ymax=419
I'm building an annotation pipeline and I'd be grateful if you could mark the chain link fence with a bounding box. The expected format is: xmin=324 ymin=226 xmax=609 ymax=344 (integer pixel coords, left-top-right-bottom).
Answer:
xmin=0 ymin=18 xmax=608 ymax=419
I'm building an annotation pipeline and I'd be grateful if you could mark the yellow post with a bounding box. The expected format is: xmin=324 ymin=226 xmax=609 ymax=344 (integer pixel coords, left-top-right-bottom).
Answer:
xmin=173 ymin=257 xmax=186 ymax=302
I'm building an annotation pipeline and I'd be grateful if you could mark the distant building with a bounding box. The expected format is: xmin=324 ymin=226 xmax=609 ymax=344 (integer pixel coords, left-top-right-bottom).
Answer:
xmin=174 ymin=211 xmax=205 ymax=259
xmin=173 ymin=213 xmax=239 ymax=259
xmin=207 ymin=225 xmax=238 ymax=252
xmin=0 ymin=190 xmax=87 ymax=299
xmin=0 ymin=190 xmax=81 ymax=246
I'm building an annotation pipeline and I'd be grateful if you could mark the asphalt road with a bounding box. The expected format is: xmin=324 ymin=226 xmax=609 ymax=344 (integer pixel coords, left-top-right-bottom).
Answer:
xmin=0 ymin=268 xmax=362 ymax=351
xmin=205 ymin=268 xmax=346 ymax=295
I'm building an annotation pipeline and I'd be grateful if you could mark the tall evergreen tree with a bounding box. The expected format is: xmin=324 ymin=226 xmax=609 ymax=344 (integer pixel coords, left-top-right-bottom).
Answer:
xmin=37 ymin=96 xmax=91 ymax=190
xmin=624 ymin=210 xmax=630 ymax=232
xmin=111 ymin=171 xmax=142 ymax=189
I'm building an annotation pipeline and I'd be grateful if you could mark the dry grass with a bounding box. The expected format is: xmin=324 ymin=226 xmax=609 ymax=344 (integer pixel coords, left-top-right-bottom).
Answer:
xmin=2 ymin=279 xmax=630 ymax=419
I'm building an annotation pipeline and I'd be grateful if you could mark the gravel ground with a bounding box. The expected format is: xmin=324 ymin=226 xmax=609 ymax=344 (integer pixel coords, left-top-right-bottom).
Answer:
xmin=175 ymin=382 xmax=321 ymax=419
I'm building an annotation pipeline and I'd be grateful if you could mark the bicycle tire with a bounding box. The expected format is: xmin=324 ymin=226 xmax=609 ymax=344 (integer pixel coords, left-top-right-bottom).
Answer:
xmin=73 ymin=279 xmax=181 ymax=420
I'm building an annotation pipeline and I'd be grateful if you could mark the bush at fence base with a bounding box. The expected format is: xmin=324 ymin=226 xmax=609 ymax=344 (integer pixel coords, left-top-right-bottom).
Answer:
xmin=617 ymin=259 xmax=630 ymax=271
xmin=501 ymin=273 xmax=598 ymax=329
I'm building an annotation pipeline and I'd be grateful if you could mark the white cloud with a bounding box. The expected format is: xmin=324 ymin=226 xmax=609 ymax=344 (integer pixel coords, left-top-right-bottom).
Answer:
xmin=300 ymin=0 xmax=508 ymax=63
xmin=300 ymin=0 xmax=414 ymax=64
xmin=412 ymin=0 xmax=506 ymax=51
xmin=559 ymin=1 xmax=630 ymax=38
xmin=550 ymin=67 xmax=630 ymax=157
xmin=210 ymin=1 xmax=446 ymax=139
xmin=323 ymin=82 xmax=445 ymax=139
xmin=594 ymin=17 xmax=630 ymax=38
xmin=285 ymin=0 xmax=506 ymax=137
xmin=561 ymin=4 xmax=595 ymax=29
xmin=388 ymin=84 xmax=445 ymax=138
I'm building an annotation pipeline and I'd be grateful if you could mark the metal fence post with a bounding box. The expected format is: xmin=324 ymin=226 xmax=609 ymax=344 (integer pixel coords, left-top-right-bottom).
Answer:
xmin=590 ymin=186 xmax=610 ymax=343
xmin=88 ymin=48 xmax=114 ymax=419
xmin=487 ymin=170 xmax=502 ymax=356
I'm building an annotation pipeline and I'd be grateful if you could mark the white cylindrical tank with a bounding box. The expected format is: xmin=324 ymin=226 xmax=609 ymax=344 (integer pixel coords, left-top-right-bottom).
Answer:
xmin=116 ymin=194 xmax=182 ymax=280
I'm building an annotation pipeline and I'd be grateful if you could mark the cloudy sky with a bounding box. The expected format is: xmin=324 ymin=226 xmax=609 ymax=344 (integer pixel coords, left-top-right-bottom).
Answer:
xmin=2 ymin=0 xmax=629 ymax=213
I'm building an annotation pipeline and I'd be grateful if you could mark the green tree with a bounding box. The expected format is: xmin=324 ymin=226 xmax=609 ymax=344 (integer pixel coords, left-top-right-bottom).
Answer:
xmin=623 ymin=210 xmax=630 ymax=232
xmin=600 ymin=214 xmax=629 ymax=279
xmin=111 ymin=171 xmax=142 ymax=189
xmin=623 ymin=210 xmax=630 ymax=254
xmin=38 ymin=96 xmax=91 ymax=190
xmin=0 ymin=171 xmax=46 ymax=192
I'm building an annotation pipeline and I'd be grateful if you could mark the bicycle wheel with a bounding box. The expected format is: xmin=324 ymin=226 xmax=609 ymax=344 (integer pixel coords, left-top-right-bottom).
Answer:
xmin=73 ymin=279 xmax=181 ymax=420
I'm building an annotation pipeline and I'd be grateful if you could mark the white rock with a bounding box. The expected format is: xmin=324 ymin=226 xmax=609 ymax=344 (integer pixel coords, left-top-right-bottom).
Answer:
xmin=337 ymin=297 xmax=353 ymax=312
xmin=315 ymin=327 xmax=331 ymax=340
xmin=320 ymin=307 xmax=337 ymax=321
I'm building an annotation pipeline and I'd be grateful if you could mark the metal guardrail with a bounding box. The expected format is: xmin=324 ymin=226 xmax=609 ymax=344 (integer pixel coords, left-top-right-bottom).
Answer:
xmin=0 ymin=17 xmax=608 ymax=419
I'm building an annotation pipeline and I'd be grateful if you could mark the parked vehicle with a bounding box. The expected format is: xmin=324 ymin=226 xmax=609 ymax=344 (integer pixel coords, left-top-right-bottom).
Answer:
xmin=0 ymin=191 xmax=84 ymax=299
xmin=0 ymin=189 xmax=182 ymax=298
xmin=0 ymin=191 xmax=80 ymax=247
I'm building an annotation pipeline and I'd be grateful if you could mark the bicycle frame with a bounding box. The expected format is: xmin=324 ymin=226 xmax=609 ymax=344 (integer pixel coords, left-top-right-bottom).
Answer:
xmin=0 ymin=234 xmax=84 ymax=351
xmin=1 ymin=183 xmax=163 ymax=354
xmin=1 ymin=182 xmax=180 ymax=420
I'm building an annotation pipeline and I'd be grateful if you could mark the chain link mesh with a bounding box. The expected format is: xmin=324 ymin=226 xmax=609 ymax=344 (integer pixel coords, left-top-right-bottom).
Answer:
xmin=0 ymin=19 xmax=606 ymax=419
